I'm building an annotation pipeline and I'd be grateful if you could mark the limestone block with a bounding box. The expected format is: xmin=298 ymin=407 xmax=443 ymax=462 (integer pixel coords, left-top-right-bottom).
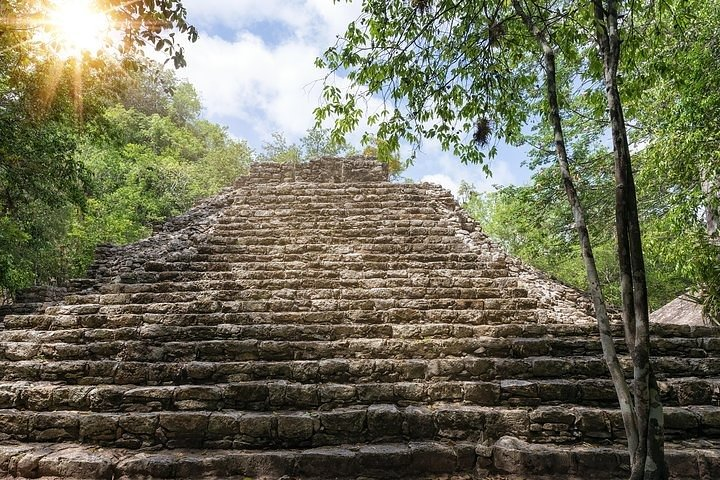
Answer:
xmin=29 ymin=412 xmax=79 ymax=442
xmin=237 ymin=412 xmax=274 ymax=439
xmin=493 ymin=436 xmax=573 ymax=475
xmin=158 ymin=412 xmax=209 ymax=436
xmin=436 ymin=407 xmax=486 ymax=440
xmin=320 ymin=407 xmax=366 ymax=433
xmin=409 ymin=441 xmax=458 ymax=473
xmin=367 ymin=404 xmax=403 ymax=436
xmin=298 ymin=446 xmax=355 ymax=477
xmin=277 ymin=412 xmax=315 ymax=441
xmin=119 ymin=415 xmax=157 ymax=435
xmin=358 ymin=444 xmax=412 ymax=471
xmin=79 ymin=414 xmax=119 ymax=441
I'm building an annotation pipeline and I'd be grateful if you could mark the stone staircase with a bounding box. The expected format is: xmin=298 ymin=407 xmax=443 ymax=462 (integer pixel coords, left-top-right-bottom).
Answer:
xmin=0 ymin=157 xmax=718 ymax=479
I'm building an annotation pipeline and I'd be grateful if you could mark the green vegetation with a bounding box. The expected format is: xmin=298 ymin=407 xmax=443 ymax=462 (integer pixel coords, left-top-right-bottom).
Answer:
xmin=456 ymin=1 xmax=720 ymax=319
xmin=0 ymin=58 xmax=253 ymax=298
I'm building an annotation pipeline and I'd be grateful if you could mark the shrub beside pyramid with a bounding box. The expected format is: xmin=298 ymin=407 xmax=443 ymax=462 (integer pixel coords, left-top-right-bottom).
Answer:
xmin=0 ymin=157 xmax=718 ymax=479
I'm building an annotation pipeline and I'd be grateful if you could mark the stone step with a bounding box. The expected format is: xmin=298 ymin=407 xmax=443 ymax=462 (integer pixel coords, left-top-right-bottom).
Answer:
xmin=490 ymin=435 xmax=720 ymax=479
xmin=221 ymin=195 xmax=440 ymax=206
xmin=86 ymin=276 xmax=518 ymax=295
xmin=215 ymin=217 xmax=455 ymax=229
xmin=38 ymin=286 xmax=528 ymax=308
xmin=0 ymin=440 xmax=478 ymax=479
xmin=2 ymin=356 xmax=718 ymax=386
xmin=0 ymin=404 xmax=718 ymax=450
xmin=158 ymin=246 xmax=484 ymax=260
xmin=2 ymin=332 xmax=717 ymax=363
xmin=1 ymin=377 xmax=717 ymax=413
xmin=0 ymin=321 xmax=647 ymax=344
xmin=208 ymin=226 xmax=462 ymax=237
xmin=2 ymin=437 xmax=718 ymax=479
xmin=135 ymin=256 xmax=509 ymax=280
xmin=0 ymin=322 xmax=589 ymax=344
xmin=47 ymin=296 xmax=532 ymax=315
xmin=218 ymin=207 xmax=444 ymax=218
xmin=139 ymin=254 xmax=504 ymax=267
xmin=0 ymin=336 xmax=578 ymax=362
xmin=91 ymin=267 xmax=517 ymax=284
xmin=2 ymin=308 xmax=542 ymax=331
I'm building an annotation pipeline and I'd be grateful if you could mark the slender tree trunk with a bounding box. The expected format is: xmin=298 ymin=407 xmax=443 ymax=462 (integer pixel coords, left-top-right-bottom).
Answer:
xmin=512 ymin=0 xmax=639 ymax=455
xmin=701 ymin=170 xmax=720 ymax=243
xmin=592 ymin=1 xmax=666 ymax=479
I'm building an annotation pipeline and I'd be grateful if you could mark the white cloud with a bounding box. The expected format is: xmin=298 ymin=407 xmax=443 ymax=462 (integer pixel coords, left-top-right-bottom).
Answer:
xmin=408 ymin=139 xmax=520 ymax=197
xmin=420 ymin=174 xmax=459 ymax=194
xmin=179 ymin=1 xmax=365 ymax=141
xmin=184 ymin=0 xmax=361 ymax=44
xmin=176 ymin=1 xmax=530 ymax=189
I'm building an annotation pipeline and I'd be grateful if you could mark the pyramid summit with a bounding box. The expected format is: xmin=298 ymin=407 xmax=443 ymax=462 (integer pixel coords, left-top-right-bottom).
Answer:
xmin=0 ymin=157 xmax=718 ymax=479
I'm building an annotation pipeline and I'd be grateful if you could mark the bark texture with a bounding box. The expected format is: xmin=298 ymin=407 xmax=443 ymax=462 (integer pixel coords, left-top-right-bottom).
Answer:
xmin=512 ymin=0 xmax=640 ymax=459
xmin=592 ymin=1 xmax=667 ymax=479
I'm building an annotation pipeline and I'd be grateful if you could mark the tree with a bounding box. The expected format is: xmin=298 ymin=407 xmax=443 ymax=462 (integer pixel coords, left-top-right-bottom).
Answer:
xmin=67 ymin=74 xmax=252 ymax=277
xmin=258 ymin=128 xmax=354 ymax=164
xmin=0 ymin=0 xmax=198 ymax=297
xmin=624 ymin=0 xmax=720 ymax=321
xmin=315 ymin=1 xmax=694 ymax=478
xmin=1 ymin=1 xmax=197 ymax=68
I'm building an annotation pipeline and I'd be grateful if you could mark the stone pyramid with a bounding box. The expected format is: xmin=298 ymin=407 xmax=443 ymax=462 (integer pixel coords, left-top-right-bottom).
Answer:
xmin=0 ymin=157 xmax=718 ymax=479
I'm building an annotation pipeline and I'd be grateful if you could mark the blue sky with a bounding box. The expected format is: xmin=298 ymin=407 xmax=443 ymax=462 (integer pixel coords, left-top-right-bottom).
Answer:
xmin=179 ymin=0 xmax=533 ymax=194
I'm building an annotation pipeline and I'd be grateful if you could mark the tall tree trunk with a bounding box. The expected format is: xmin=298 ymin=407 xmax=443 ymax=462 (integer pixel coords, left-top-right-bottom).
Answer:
xmin=592 ymin=1 xmax=666 ymax=479
xmin=701 ymin=170 xmax=720 ymax=244
xmin=512 ymin=0 xmax=639 ymax=456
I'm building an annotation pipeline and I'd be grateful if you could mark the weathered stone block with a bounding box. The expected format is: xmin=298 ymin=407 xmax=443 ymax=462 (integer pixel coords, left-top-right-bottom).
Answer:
xmin=0 ymin=411 xmax=29 ymax=439
xmin=436 ymin=407 xmax=485 ymax=440
xmin=493 ymin=436 xmax=573 ymax=475
xmin=465 ymin=381 xmax=501 ymax=405
xmin=320 ymin=408 xmax=366 ymax=433
xmin=408 ymin=441 xmax=457 ymax=473
xmin=37 ymin=447 xmax=115 ymax=479
xmin=358 ymin=444 xmax=412 ymax=470
xmin=357 ymin=383 xmax=394 ymax=403
xmin=277 ymin=413 xmax=315 ymax=442
xmin=158 ymin=412 xmax=209 ymax=435
xmin=576 ymin=409 xmax=611 ymax=439
xmin=79 ymin=415 xmax=118 ymax=441
xmin=237 ymin=413 xmax=274 ymax=439
xmin=119 ymin=415 xmax=157 ymax=435
xmin=501 ymin=379 xmax=537 ymax=398
xmin=367 ymin=404 xmax=402 ymax=437
xmin=298 ymin=447 xmax=355 ymax=477
xmin=664 ymin=408 xmax=700 ymax=433
xmin=428 ymin=382 xmax=464 ymax=401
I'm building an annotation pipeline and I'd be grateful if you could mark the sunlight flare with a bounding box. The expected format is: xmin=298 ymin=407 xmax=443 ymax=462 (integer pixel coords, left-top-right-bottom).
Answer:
xmin=43 ymin=0 xmax=111 ymax=59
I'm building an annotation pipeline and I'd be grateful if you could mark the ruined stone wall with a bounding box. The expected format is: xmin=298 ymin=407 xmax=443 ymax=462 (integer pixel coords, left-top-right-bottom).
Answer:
xmin=234 ymin=156 xmax=389 ymax=186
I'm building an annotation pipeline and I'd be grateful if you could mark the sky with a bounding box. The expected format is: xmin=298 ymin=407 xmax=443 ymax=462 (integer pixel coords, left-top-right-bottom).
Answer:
xmin=178 ymin=0 xmax=533 ymax=195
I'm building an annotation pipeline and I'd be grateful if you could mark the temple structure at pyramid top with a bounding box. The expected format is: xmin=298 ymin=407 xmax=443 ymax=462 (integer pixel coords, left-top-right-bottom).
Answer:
xmin=0 ymin=156 xmax=717 ymax=479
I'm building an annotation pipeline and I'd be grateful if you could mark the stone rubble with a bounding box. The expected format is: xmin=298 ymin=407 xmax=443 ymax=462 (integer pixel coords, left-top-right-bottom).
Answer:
xmin=0 ymin=157 xmax=718 ymax=479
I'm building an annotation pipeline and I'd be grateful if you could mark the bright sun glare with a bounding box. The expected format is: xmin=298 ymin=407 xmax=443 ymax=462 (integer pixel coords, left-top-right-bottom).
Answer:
xmin=44 ymin=0 xmax=110 ymax=59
